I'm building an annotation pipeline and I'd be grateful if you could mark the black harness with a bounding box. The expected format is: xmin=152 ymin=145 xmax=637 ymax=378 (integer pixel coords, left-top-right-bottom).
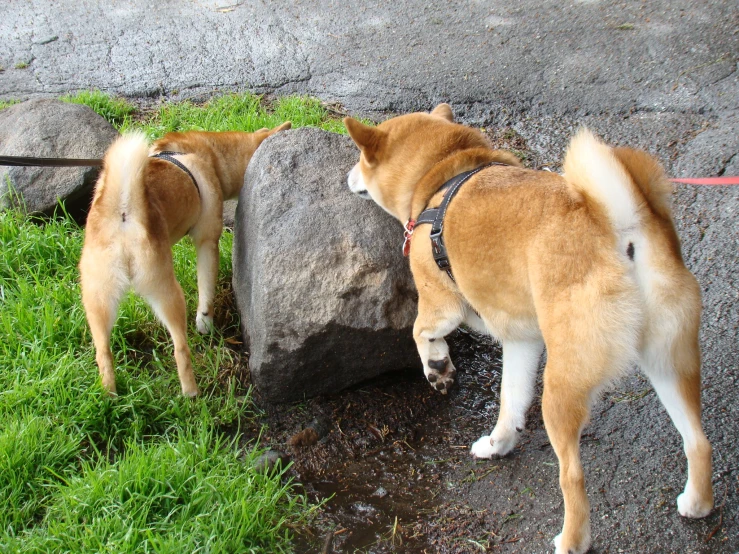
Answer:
xmin=150 ymin=151 xmax=200 ymax=196
xmin=406 ymin=162 xmax=504 ymax=281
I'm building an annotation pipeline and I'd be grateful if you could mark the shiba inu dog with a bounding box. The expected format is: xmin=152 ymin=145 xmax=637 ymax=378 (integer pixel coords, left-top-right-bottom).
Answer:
xmin=343 ymin=104 xmax=713 ymax=553
xmin=80 ymin=122 xmax=291 ymax=397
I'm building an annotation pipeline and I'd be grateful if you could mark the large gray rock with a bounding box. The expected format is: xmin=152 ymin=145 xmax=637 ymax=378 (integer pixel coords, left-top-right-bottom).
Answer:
xmin=233 ymin=128 xmax=418 ymax=403
xmin=0 ymin=98 xmax=118 ymax=216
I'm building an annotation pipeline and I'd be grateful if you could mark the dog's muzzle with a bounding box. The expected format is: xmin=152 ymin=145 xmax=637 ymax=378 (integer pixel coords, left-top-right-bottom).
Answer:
xmin=347 ymin=165 xmax=372 ymax=199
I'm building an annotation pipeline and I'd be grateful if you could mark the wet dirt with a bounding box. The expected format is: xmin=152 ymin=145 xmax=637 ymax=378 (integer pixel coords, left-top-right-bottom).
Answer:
xmin=254 ymin=328 xmax=508 ymax=553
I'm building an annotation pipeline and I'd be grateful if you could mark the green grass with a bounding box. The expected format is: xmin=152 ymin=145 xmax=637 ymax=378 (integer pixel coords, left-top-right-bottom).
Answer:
xmin=0 ymin=99 xmax=20 ymax=110
xmin=0 ymin=208 xmax=312 ymax=551
xmin=63 ymin=89 xmax=352 ymax=138
xmin=61 ymin=89 xmax=136 ymax=128
xmin=8 ymin=431 xmax=303 ymax=553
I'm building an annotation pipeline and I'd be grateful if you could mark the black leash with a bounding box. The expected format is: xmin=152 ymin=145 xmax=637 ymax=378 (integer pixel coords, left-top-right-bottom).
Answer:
xmin=150 ymin=151 xmax=200 ymax=196
xmin=1 ymin=152 xmax=200 ymax=196
xmin=0 ymin=155 xmax=103 ymax=167
xmin=414 ymin=162 xmax=505 ymax=281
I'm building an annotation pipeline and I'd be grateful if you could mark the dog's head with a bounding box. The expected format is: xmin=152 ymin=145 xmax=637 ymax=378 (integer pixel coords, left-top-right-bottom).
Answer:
xmin=344 ymin=104 xmax=495 ymax=222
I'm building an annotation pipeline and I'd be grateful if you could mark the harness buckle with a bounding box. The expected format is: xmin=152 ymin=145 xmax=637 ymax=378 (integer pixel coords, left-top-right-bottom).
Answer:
xmin=429 ymin=230 xmax=450 ymax=269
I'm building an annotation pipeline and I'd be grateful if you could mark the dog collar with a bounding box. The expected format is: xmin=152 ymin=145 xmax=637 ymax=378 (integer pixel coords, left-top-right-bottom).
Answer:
xmin=150 ymin=151 xmax=200 ymax=196
xmin=404 ymin=162 xmax=504 ymax=281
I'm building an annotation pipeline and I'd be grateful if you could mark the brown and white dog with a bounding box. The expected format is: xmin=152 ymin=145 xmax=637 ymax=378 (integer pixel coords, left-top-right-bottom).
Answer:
xmin=343 ymin=104 xmax=713 ymax=553
xmin=80 ymin=123 xmax=290 ymax=397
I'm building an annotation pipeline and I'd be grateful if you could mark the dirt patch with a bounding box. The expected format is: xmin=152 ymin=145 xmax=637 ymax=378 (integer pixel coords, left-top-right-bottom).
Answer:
xmin=251 ymin=329 xmax=507 ymax=553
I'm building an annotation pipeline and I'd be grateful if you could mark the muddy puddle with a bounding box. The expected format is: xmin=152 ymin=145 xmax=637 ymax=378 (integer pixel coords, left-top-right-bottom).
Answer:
xmin=255 ymin=329 xmax=505 ymax=553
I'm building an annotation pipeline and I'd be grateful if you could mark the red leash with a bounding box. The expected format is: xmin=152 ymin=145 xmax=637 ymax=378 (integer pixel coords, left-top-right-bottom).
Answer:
xmin=670 ymin=176 xmax=739 ymax=185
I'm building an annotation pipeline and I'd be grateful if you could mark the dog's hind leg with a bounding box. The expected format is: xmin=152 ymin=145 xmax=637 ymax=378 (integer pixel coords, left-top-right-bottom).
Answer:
xmin=640 ymin=271 xmax=713 ymax=518
xmin=413 ymin=287 xmax=465 ymax=394
xmin=541 ymin=287 xmax=640 ymax=554
xmin=137 ymin=255 xmax=199 ymax=397
xmin=471 ymin=339 xmax=544 ymax=458
xmin=542 ymin=355 xmax=596 ymax=554
xmin=80 ymin=253 xmax=127 ymax=395
xmin=190 ymin=197 xmax=223 ymax=336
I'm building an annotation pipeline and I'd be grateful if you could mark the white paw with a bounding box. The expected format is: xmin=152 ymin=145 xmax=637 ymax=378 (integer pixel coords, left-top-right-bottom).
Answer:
xmin=470 ymin=435 xmax=496 ymax=459
xmin=553 ymin=532 xmax=591 ymax=554
xmin=469 ymin=428 xmax=518 ymax=459
xmin=488 ymin=425 xmax=519 ymax=456
xmin=677 ymin=490 xmax=712 ymax=518
xmin=196 ymin=312 xmax=214 ymax=334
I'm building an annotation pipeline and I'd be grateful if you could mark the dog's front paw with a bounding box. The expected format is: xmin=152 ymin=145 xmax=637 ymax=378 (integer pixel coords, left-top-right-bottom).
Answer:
xmin=677 ymin=490 xmax=713 ymax=518
xmin=425 ymin=357 xmax=456 ymax=394
xmin=196 ymin=311 xmax=214 ymax=334
xmin=470 ymin=428 xmax=519 ymax=459
xmin=488 ymin=425 xmax=520 ymax=457
xmin=470 ymin=435 xmax=496 ymax=459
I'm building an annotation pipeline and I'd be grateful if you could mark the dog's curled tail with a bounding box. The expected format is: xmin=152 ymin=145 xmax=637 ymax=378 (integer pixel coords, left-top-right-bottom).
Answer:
xmin=562 ymin=128 xmax=674 ymax=233
xmin=97 ymin=132 xmax=150 ymax=224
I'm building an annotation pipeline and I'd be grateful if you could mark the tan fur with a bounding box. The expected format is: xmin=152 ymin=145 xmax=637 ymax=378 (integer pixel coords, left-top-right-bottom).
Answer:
xmin=344 ymin=105 xmax=713 ymax=553
xmin=79 ymin=122 xmax=291 ymax=396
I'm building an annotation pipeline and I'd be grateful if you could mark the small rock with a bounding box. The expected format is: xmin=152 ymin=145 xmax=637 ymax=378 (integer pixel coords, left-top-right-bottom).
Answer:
xmin=252 ymin=449 xmax=289 ymax=473
xmin=372 ymin=486 xmax=388 ymax=498
xmin=0 ymin=99 xmax=117 ymax=219
xmin=222 ymin=198 xmax=237 ymax=227
xmin=352 ymin=502 xmax=377 ymax=515
xmin=308 ymin=417 xmax=330 ymax=440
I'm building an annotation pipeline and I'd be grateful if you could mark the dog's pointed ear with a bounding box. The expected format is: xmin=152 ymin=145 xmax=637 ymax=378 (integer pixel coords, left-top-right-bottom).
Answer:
xmin=430 ymin=103 xmax=454 ymax=122
xmin=344 ymin=117 xmax=384 ymax=165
